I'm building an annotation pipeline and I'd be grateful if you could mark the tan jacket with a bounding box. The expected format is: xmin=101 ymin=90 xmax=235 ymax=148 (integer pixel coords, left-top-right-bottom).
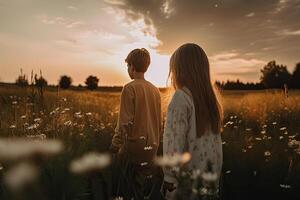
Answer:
xmin=112 ymin=79 xmax=162 ymax=162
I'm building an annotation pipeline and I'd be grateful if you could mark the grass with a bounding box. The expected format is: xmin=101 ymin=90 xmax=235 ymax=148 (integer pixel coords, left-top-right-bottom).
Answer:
xmin=0 ymin=84 xmax=300 ymax=200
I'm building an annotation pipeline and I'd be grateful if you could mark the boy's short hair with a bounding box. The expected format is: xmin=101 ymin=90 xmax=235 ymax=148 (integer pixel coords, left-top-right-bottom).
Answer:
xmin=125 ymin=48 xmax=151 ymax=73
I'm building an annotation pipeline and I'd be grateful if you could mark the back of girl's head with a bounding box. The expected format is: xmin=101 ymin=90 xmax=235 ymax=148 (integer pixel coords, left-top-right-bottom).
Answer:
xmin=169 ymin=43 xmax=223 ymax=137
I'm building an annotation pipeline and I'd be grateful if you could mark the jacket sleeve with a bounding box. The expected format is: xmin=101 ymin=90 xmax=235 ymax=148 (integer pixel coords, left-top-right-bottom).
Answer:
xmin=111 ymin=85 xmax=135 ymax=150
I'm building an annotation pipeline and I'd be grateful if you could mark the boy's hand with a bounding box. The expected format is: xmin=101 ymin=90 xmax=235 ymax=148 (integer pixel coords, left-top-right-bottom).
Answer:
xmin=163 ymin=181 xmax=176 ymax=192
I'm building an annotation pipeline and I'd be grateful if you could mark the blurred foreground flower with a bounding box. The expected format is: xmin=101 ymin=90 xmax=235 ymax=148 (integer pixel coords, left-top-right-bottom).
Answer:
xmin=0 ymin=138 xmax=64 ymax=161
xmin=155 ymin=152 xmax=191 ymax=167
xmin=4 ymin=162 xmax=39 ymax=191
xmin=70 ymin=152 xmax=111 ymax=174
xmin=202 ymin=172 xmax=218 ymax=182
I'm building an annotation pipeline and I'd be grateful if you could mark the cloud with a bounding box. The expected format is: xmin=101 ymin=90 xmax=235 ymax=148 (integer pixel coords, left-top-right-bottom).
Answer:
xmin=161 ymin=0 xmax=175 ymax=19
xmin=246 ymin=12 xmax=255 ymax=17
xmin=38 ymin=15 xmax=84 ymax=28
xmin=67 ymin=6 xmax=78 ymax=10
xmin=210 ymin=52 xmax=266 ymax=81
xmin=277 ymin=29 xmax=300 ymax=36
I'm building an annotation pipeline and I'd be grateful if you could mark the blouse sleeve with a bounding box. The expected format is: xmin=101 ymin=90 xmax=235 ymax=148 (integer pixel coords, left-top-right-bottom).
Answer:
xmin=163 ymin=91 xmax=191 ymax=183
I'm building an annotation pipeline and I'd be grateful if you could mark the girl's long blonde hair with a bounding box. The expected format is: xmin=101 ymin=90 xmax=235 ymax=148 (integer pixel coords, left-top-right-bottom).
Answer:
xmin=169 ymin=43 xmax=223 ymax=137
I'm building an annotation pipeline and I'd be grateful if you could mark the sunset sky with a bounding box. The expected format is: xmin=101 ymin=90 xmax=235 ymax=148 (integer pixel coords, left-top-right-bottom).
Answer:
xmin=0 ymin=0 xmax=300 ymax=86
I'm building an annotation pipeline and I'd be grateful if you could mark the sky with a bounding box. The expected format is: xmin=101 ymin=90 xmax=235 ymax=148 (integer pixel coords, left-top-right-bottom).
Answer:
xmin=0 ymin=0 xmax=300 ymax=86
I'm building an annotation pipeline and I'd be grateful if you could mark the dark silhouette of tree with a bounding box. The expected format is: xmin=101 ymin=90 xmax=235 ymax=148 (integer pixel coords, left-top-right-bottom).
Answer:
xmin=59 ymin=75 xmax=72 ymax=89
xmin=85 ymin=75 xmax=99 ymax=90
xmin=215 ymin=80 xmax=264 ymax=90
xmin=35 ymin=75 xmax=48 ymax=87
xmin=260 ymin=61 xmax=292 ymax=89
xmin=292 ymin=63 xmax=300 ymax=89
xmin=16 ymin=69 xmax=29 ymax=87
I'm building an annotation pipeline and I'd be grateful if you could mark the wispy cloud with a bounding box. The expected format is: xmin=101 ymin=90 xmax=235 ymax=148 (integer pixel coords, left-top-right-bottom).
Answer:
xmin=67 ymin=6 xmax=78 ymax=10
xmin=246 ymin=12 xmax=255 ymax=17
xmin=161 ymin=0 xmax=175 ymax=19
xmin=38 ymin=15 xmax=84 ymax=28
xmin=277 ymin=29 xmax=300 ymax=36
xmin=210 ymin=52 xmax=266 ymax=81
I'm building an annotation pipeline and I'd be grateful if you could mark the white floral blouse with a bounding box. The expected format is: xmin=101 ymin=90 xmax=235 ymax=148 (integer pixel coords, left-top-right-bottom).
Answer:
xmin=163 ymin=87 xmax=223 ymax=184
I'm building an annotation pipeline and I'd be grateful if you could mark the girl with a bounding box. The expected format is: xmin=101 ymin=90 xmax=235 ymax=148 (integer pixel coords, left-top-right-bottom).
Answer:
xmin=163 ymin=43 xmax=223 ymax=199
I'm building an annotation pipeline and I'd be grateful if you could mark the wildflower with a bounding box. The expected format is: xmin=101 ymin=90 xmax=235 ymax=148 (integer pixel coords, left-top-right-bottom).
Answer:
xmin=140 ymin=162 xmax=148 ymax=166
xmin=199 ymin=187 xmax=208 ymax=195
xmin=0 ymin=138 xmax=63 ymax=161
xmin=140 ymin=136 xmax=146 ymax=140
xmin=279 ymin=136 xmax=284 ymax=140
xmin=155 ymin=152 xmax=191 ymax=167
xmin=261 ymin=130 xmax=266 ymax=134
xmin=85 ymin=112 xmax=92 ymax=116
xmin=10 ymin=125 xmax=16 ymax=129
xmin=144 ymin=146 xmax=153 ymax=151
xmin=262 ymin=124 xmax=267 ymax=128
xmin=113 ymin=197 xmax=124 ymax=200
xmin=27 ymin=124 xmax=39 ymax=130
xmin=272 ymin=122 xmax=277 ymax=125
xmin=280 ymin=127 xmax=287 ymax=131
xmin=34 ymin=118 xmax=41 ymax=123
xmin=75 ymin=112 xmax=83 ymax=118
xmin=191 ymin=169 xmax=201 ymax=179
xmin=255 ymin=137 xmax=262 ymax=141
xmin=70 ymin=152 xmax=111 ymax=174
xmin=246 ymin=128 xmax=251 ymax=131
xmin=64 ymin=108 xmax=70 ymax=111
xmin=248 ymin=145 xmax=253 ymax=149
xmin=202 ymin=172 xmax=218 ymax=182
xmin=264 ymin=151 xmax=271 ymax=157
xmin=64 ymin=120 xmax=72 ymax=126
xmin=192 ymin=188 xmax=198 ymax=194
xmin=12 ymin=101 xmax=18 ymax=105
xmin=222 ymin=141 xmax=226 ymax=145
xmin=280 ymin=184 xmax=291 ymax=189
xmin=27 ymin=134 xmax=47 ymax=140
xmin=4 ymin=162 xmax=39 ymax=191
xmin=20 ymin=115 xmax=26 ymax=119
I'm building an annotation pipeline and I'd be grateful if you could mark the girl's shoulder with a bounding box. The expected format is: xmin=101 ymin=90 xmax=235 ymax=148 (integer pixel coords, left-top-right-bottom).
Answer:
xmin=169 ymin=88 xmax=193 ymax=108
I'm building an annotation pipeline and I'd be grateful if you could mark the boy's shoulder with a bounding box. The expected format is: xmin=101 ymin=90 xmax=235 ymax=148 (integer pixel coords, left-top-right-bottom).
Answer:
xmin=126 ymin=80 xmax=159 ymax=90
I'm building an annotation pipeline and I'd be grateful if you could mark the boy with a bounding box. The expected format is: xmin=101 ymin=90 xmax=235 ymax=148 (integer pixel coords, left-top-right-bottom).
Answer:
xmin=110 ymin=48 xmax=163 ymax=199
xmin=111 ymin=48 xmax=162 ymax=159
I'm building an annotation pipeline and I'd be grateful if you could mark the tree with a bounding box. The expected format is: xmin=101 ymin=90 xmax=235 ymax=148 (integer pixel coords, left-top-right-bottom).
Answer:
xmin=35 ymin=75 xmax=48 ymax=88
xmin=85 ymin=75 xmax=99 ymax=90
xmin=16 ymin=69 xmax=29 ymax=87
xmin=292 ymin=63 xmax=300 ymax=89
xmin=59 ymin=75 xmax=72 ymax=89
xmin=260 ymin=61 xmax=292 ymax=89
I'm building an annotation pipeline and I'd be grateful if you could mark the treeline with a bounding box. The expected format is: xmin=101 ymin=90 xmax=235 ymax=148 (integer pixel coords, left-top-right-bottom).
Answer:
xmin=216 ymin=61 xmax=300 ymax=90
xmin=12 ymin=60 xmax=300 ymax=91
xmin=15 ymin=70 xmax=100 ymax=91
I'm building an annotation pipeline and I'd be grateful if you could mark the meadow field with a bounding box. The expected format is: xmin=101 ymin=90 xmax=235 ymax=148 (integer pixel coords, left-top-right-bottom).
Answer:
xmin=0 ymin=84 xmax=300 ymax=200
